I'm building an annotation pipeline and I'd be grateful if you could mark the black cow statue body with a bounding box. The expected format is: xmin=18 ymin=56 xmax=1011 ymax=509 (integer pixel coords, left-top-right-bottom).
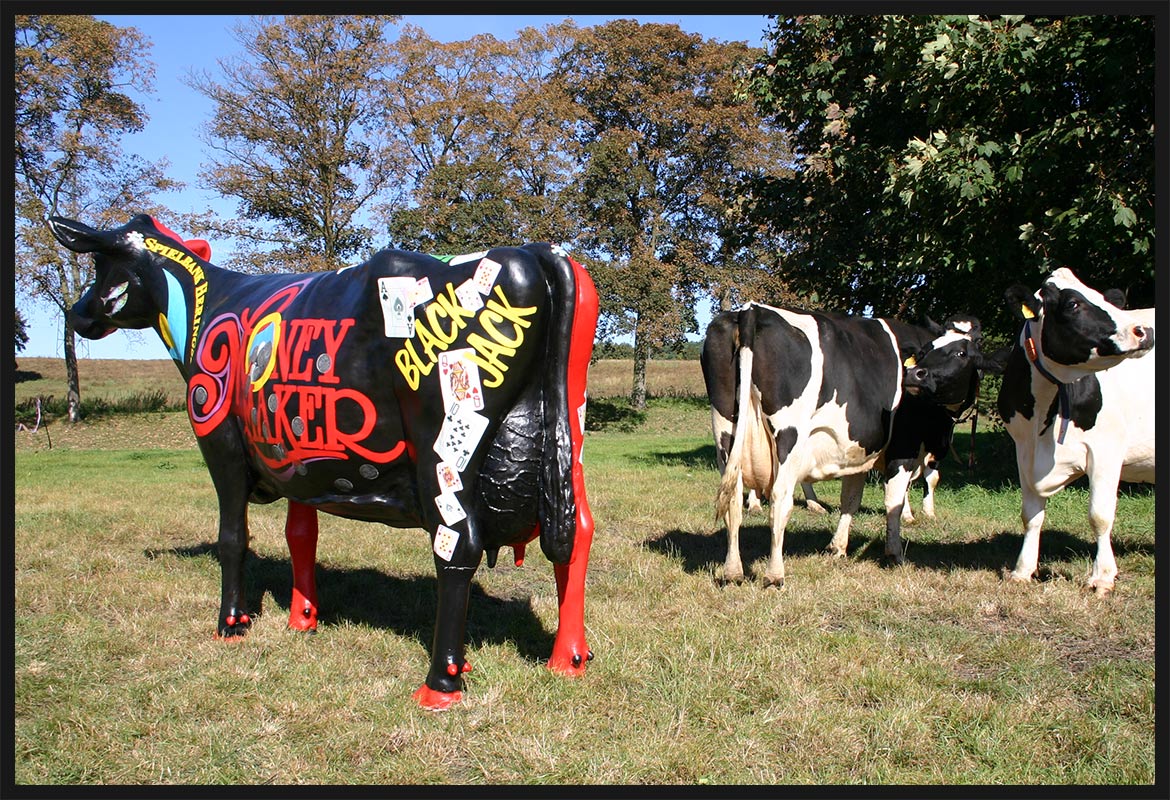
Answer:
xmin=55 ymin=214 xmax=599 ymax=709
xmin=701 ymin=304 xmax=1002 ymax=584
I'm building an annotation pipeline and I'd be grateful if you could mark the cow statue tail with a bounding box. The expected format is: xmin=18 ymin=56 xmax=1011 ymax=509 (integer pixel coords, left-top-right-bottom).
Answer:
xmin=523 ymin=243 xmax=598 ymax=676
xmin=715 ymin=304 xmax=758 ymax=522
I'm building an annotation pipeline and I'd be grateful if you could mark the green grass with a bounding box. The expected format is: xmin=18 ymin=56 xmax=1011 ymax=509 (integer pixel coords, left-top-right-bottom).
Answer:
xmin=11 ymin=364 xmax=1158 ymax=786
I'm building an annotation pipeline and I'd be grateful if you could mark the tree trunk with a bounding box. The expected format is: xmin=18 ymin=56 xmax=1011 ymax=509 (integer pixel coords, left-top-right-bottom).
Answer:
xmin=630 ymin=326 xmax=648 ymax=411
xmin=64 ymin=321 xmax=82 ymax=423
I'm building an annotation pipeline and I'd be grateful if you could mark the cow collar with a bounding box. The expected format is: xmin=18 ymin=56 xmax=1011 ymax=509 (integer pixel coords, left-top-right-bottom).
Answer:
xmin=1022 ymin=318 xmax=1071 ymax=444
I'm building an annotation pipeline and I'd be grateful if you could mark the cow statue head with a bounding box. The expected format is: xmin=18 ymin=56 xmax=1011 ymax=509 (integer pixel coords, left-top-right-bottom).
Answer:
xmin=901 ymin=315 xmax=1009 ymax=410
xmin=1004 ymin=267 xmax=1154 ymax=384
xmin=52 ymin=214 xmax=212 ymax=363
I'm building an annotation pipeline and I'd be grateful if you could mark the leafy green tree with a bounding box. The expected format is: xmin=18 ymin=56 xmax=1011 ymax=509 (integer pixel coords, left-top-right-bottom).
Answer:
xmin=748 ymin=15 xmax=1155 ymax=330
xmin=186 ymin=15 xmax=402 ymax=273
xmin=555 ymin=20 xmax=789 ymax=408
xmin=14 ymin=14 xmax=177 ymax=421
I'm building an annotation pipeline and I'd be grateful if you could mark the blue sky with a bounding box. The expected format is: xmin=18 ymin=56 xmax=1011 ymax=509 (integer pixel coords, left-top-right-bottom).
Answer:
xmin=19 ymin=14 xmax=772 ymax=360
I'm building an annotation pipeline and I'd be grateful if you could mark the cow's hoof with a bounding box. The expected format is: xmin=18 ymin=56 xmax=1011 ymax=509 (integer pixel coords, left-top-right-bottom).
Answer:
xmin=548 ymin=649 xmax=591 ymax=677
xmin=762 ymin=574 xmax=785 ymax=589
xmin=215 ymin=613 xmax=252 ymax=639
xmin=806 ymin=502 xmax=829 ymax=515
xmin=719 ymin=569 xmax=746 ymax=584
xmin=287 ymin=604 xmax=318 ymax=632
xmin=413 ymin=685 xmax=462 ymax=711
xmin=1006 ymin=570 xmax=1034 ymax=584
xmin=827 ymin=545 xmax=847 ymax=559
xmin=1089 ymin=580 xmax=1115 ymax=596
xmin=883 ymin=553 xmax=905 ymax=566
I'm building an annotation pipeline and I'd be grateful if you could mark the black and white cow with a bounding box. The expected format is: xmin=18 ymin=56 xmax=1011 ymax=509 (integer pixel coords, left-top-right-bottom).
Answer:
xmin=995 ymin=267 xmax=1154 ymax=593
xmin=55 ymin=214 xmax=599 ymax=709
xmin=701 ymin=304 xmax=994 ymax=585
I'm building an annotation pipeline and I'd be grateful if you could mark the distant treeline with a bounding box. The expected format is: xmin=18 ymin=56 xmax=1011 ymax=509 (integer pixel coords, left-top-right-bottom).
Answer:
xmin=594 ymin=341 xmax=703 ymax=361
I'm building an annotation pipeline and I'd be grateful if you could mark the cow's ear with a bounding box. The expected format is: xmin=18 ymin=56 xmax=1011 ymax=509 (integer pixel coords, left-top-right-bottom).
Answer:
xmin=1103 ymin=288 xmax=1127 ymax=309
xmin=47 ymin=217 xmax=115 ymax=254
xmin=900 ymin=344 xmax=920 ymax=367
xmin=921 ymin=314 xmax=944 ymax=336
xmin=977 ymin=345 xmax=1013 ymax=375
xmin=1005 ymin=285 xmax=1040 ymax=321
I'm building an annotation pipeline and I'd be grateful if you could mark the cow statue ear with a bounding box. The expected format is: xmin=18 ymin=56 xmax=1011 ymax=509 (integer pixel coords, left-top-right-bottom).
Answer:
xmin=1005 ymin=284 xmax=1040 ymax=321
xmin=48 ymin=216 xmax=116 ymax=254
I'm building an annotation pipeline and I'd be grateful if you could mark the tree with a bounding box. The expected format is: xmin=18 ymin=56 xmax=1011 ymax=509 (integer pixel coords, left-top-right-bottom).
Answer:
xmin=380 ymin=22 xmax=581 ymax=252
xmin=14 ymin=308 xmax=30 ymax=370
xmin=14 ymin=14 xmax=177 ymax=422
xmin=747 ymin=15 xmax=1155 ymax=331
xmin=186 ymin=15 xmax=403 ymax=273
xmin=555 ymin=20 xmax=792 ymax=408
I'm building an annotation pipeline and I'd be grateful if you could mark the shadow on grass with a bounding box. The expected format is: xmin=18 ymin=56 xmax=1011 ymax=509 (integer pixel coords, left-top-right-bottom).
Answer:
xmin=14 ymin=368 xmax=43 ymax=383
xmin=149 ymin=543 xmax=555 ymax=664
xmin=647 ymin=525 xmax=1155 ymax=579
xmin=626 ymin=443 xmax=719 ymax=471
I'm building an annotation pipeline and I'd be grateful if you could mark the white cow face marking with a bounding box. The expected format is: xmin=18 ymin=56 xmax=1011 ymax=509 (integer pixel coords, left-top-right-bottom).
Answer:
xmin=1032 ymin=268 xmax=1154 ymax=378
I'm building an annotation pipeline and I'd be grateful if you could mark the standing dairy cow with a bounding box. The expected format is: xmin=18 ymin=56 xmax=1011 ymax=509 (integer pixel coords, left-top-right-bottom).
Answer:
xmin=55 ymin=214 xmax=598 ymax=709
xmin=996 ymin=268 xmax=1154 ymax=593
xmin=701 ymin=304 xmax=994 ymax=585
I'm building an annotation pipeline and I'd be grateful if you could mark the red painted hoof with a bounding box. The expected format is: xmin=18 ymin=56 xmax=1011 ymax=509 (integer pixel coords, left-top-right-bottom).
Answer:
xmin=412 ymin=684 xmax=462 ymax=711
xmin=547 ymin=651 xmax=589 ymax=677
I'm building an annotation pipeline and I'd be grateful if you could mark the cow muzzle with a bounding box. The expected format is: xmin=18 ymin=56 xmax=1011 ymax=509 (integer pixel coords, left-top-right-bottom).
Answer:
xmin=902 ymin=367 xmax=932 ymax=396
xmin=67 ymin=306 xmax=117 ymax=340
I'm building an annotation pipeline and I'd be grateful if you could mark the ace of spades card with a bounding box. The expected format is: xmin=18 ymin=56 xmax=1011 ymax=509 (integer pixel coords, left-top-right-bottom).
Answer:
xmin=433 ymin=405 xmax=490 ymax=472
xmin=434 ymin=491 xmax=467 ymax=526
xmin=438 ymin=348 xmax=484 ymax=411
xmin=377 ymin=276 xmax=416 ymax=338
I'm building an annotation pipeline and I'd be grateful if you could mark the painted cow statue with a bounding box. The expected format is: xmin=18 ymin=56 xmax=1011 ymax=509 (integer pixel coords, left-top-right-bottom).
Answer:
xmin=701 ymin=304 xmax=999 ymax=585
xmin=54 ymin=214 xmax=599 ymax=709
xmin=995 ymin=268 xmax=1154 ymax=594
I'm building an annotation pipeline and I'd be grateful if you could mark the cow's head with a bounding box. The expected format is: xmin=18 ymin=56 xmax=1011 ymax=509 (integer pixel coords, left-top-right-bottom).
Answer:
xmin=902 ymin=315 xmax=1009 ymax=407
xmin=52 ymin=215 xmax=209 ymax=351
xmin=1004 ymin=267 xmax=1154 ymax=383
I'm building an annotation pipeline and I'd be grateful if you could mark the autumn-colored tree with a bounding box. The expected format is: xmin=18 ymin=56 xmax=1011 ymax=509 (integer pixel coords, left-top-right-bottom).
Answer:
xmin=381 ymin=22 xmax=581 ymax=253
xmin=14 ymin=14 xmax=177 ymax=421
xmin=554 ymin=20 xmax=791 ymax=408
xmin=186 ymin=15 xmax=402 ymax=273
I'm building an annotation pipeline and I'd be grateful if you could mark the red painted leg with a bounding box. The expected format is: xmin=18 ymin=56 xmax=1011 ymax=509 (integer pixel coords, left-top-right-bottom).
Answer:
xmin=285 ymin=500 xmax=319 ymax=632
xmin=548 ymin=256 xmax=597 ymax=677
xmin=548 ymin=503 xmax=593 ymax=675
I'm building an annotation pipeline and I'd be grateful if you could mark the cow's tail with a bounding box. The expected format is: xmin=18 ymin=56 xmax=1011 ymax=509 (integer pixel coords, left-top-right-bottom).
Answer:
xmin=715 ymin=304 xmax=758 ymax=522
xmin=523 ymin=244 xmax=599 ymax=564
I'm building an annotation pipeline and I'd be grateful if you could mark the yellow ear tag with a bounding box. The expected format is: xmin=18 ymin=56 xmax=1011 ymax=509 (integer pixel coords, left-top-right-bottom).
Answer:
xmin=1020 ymin=304 xmax=1035 ymax=320
xmin=903 ymin=356 xmax=916 ymax=368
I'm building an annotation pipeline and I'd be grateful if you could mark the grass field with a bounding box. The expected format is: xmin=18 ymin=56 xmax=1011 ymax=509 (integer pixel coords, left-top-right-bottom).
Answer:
xmin=12 ymin=358 xmax=1158 ymax=786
